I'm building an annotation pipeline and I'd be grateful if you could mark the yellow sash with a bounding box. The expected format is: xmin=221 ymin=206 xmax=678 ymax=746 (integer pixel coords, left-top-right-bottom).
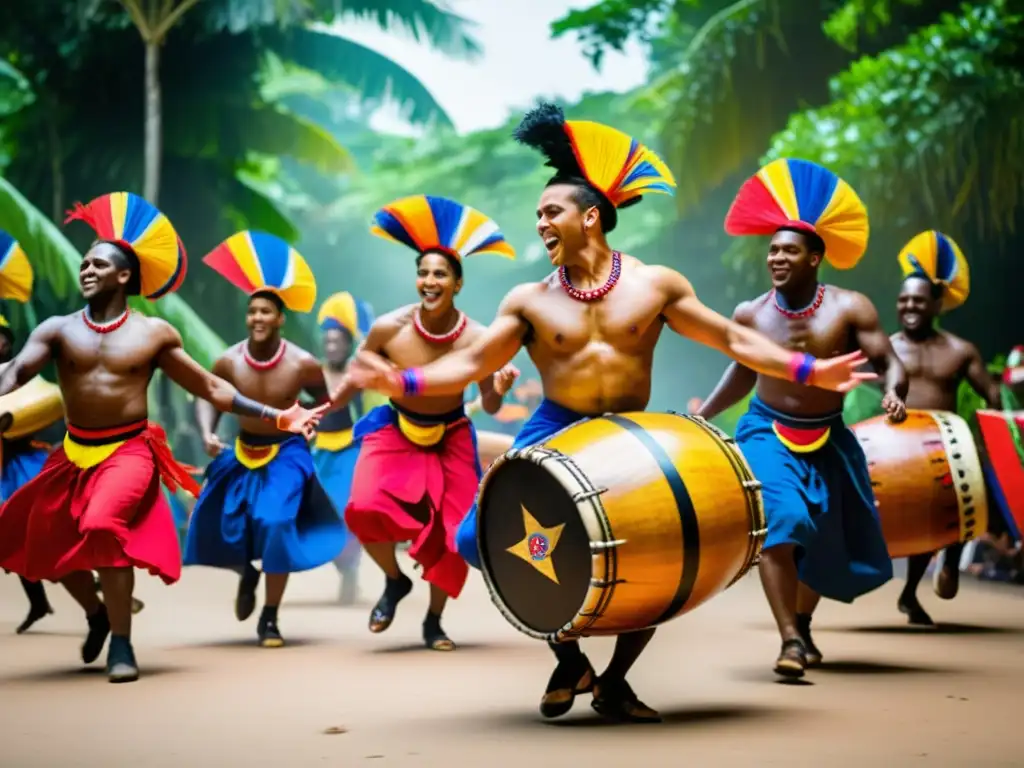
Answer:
xmin=315 ymin=428 xmax=354 ymax=452
xmin=397 ymin=413 xmax=446 ymax=447
xmin=63 ymin=433 xmax=126 ymax=470
xmin=234 ymin=438 xmax=281 ymax=470
xmin=771 ymin=422 xmax=832 ymax=454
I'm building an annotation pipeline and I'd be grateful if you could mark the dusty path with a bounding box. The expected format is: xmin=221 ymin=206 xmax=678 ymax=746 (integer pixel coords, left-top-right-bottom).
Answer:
xmin=0 ymin=557 xmax=1020 ymax=767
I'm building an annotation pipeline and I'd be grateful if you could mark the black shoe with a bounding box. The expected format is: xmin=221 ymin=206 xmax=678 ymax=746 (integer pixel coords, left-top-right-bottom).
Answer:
xmin=539 ymin=651 xmax=595 ymax=719
xmin=423 ymin=612 xmax=455 ymax=651
xmin=796 ymin=613 xmax=823 ymax=666
xmin=897 ymin=596 xmax=935 ymax=627
xmin=774 ymin=638 xmax=807 ymax=678
xmin=235 ymin=563 xmax=261 ymax=622
xmin=257 ymin=607 xmax=284 ymax=648
xmin=368 ymin=573 xmax=412 ymax=633
xmin=591 ymin=677 xmax=661 ymax=723
xmin=106 ymin=635 xmax=139 ymax=683
xmin=82 ymin=605 xmax=111 ymax=665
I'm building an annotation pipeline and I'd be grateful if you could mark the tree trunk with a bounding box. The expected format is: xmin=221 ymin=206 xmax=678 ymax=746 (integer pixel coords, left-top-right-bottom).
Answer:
xmin=143 ymin=39 xmax=162 ymax=203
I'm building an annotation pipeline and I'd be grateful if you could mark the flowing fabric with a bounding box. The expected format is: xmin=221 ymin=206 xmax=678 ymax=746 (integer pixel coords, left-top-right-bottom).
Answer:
xmin=0 ymin=443 xmax=49 ymax=501
xmin=345 ymin=403 xmax=480 ymax=598
xmin=184 ymin=434 xmax=346 ymax=574
xmin=0 ymin=423 xmax=195 ymax=584
xmin=735 ymin=396 xmax=892 ymax=603
xmin=312 ymin=423 xmax=363 ymax=573
xmin=457 ymin=398 xmax=587 ymax=569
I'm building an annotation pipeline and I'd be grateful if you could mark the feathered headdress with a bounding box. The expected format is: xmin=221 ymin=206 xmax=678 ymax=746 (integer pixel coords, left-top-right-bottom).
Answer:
xmin=203 ymin=231 xmax=316 ymax=313
xmin=0 ymin=230 xmax=33 ymax=305
xmin=897 ymin=230 xmax=969 ymax=313
xmin=725 ymin=158 xmax=869 ymax=270
xmin=370 ymin=195 xmax=516 ymax=265
xmin=64 ymin=192 xmax=187 ymax=299
xmin=512 ymin=102 xmax=676 ymax=232
xmin=318 ymin=291 xmax=374 ymax=339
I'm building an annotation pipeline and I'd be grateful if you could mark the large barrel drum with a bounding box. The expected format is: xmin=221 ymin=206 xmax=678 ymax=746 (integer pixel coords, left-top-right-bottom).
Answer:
xmin=0 ymin=375 xmax=64 ymax=439
xmin=852 ymin=410 xmax=988 ymax=559
xmin=476 ymin=412 xmax=765 ymax=642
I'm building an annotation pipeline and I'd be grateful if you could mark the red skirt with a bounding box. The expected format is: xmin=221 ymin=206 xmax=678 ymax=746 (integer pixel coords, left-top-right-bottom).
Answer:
xmin=345 ymin=408 xmax=481 ymax=599
xmin=0 ymin=421 xmax=200 ymax=585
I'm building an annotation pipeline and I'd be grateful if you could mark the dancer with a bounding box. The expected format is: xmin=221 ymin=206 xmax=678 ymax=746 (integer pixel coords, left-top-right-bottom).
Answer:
xmin=696 ymin=159 xmax=908 ymax=678
xmin=315 ymin=291 xmax=374 ymax=604
xmin=346 ymin=105 xmax=874 ymax=721
xmin=332 ymin=194 xmax=518 ymax=652
xmin=185 ymin=231 xmax=344 ymax=647
xmin=890 ymin=231 xmax=1001 ymax=624
xmin=0 ymin=231 xmax=60 ymax=633
xmin=0 ymin=194 xmax=322 ymax=682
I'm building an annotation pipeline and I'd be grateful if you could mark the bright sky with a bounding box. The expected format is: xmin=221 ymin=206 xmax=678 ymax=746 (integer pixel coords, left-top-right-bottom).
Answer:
xmin=336 ymin=0 xmax=650 ymax=135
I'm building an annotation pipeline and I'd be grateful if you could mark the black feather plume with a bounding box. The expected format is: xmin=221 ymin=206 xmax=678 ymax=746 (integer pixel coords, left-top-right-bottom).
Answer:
xmin=512 ymin=102 xmax=584 ymax=179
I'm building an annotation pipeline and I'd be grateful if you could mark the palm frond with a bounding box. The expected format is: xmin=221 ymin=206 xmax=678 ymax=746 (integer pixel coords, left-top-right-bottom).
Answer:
xmin=0 ymin=174 xmax=227 ymax=369
xmin=264 ymin=27 xmax=452 ymax=127
xmin=237 ymin=104 xmax=354 ymax=173
xmin=328 ymin=0 xmax=481 ymax=60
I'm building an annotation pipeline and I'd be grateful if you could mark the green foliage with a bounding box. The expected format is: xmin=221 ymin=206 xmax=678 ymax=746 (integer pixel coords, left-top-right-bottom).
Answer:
xmin=823 ymin=0 xmax=924 ymax=50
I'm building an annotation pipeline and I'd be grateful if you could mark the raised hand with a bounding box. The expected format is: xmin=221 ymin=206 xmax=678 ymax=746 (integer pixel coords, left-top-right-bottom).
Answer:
xmin=493 ymin=363 xmax=520 ymax=396
xmin=810 ymin=351 xmax=878 ymax=393
xmin=881 ymin=389 xmax=908 ymax=424
xmin=276 ymin=402 xmax=324 ymax=439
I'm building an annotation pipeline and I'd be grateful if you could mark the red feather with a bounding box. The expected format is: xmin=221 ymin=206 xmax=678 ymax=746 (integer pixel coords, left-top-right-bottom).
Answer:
xmin=724 ymin=176 xmax=788 ymax=235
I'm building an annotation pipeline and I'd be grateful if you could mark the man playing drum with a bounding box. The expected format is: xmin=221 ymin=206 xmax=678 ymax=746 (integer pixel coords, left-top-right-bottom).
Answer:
xmin=346 ymin=104 xmax=875 ymax=722
xmin=696 ymin=159 xmax=908 ymax=678
xmin=889 ymin=232 xmax=1001 ymax=625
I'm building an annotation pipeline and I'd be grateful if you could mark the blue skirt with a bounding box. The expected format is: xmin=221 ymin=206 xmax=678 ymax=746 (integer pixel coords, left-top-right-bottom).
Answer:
xmin=735 ymin=396 xmax=892 ymax=603
xmin=313 ymin=439 xmax=363 ymax=572
xmin=0 ymin=446 xmax=49 ymax=502
xmin=183 ymin=435 xmax=346 ymax=574
xmin=456 ymin=399 xmax=587 ymax=569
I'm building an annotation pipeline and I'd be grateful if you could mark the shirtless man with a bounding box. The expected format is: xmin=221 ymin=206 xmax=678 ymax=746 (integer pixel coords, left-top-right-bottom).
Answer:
xmin=185 ymin=231 xmax=345 ymax=647
xmin=697 ymin=159 xmax=908 ymax=678
xmin=0 ymin=193 xmax=321 ymax=682
xmin=890 ymin=232 xmax=1001 ymax=625
xmin=331 ymin=194 xmax=518 ymax=652
xmin=347 ymin=105 xmax=874 ymax=720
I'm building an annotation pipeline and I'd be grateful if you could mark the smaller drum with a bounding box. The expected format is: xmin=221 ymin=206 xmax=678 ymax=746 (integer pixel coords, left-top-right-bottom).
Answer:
xmin=476 ymin=412 xmax=765 ymax=642
xmin=853 ymin=410 xmax=988 ymax=559
xmin=0 ymin=375 xmax=64 ymax=439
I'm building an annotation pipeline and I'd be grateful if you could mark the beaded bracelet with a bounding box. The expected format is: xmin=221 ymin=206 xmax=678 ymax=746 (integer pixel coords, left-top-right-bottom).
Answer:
xmin=401 ymin=368 xmax=425 ymax=397
xmin=788 ymin=352 xmax=816 ymax=385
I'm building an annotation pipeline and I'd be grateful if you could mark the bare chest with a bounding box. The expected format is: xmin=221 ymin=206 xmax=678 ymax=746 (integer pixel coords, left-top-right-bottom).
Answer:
xmin=383 ymin=325 xmax=473 ymax=367
xmin=752 ymin=302 xmax=852 ymax=358
xmin=525 ymin=284 xmax=664 ymax=354
xmin=56 ymin=322 xmax=159 ymax=376
xmin=228 ymin=356 xmax=306 ymax=402
xmin=892 ymin=338 xmax=963 ymax=383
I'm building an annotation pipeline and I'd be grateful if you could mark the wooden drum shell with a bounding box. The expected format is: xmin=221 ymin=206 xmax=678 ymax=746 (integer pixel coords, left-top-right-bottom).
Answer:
xmin=0 ymin=376 xmax=64 ymax=440
xmin=478 ymin=412 xmax=765 ymax=641
xmin=853 ymin=409 xmax=988 ymax=559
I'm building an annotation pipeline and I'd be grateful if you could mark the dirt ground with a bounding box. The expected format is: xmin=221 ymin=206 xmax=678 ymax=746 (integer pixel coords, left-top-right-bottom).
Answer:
xmin=0 ymin=556 xmax=1020 ymax=767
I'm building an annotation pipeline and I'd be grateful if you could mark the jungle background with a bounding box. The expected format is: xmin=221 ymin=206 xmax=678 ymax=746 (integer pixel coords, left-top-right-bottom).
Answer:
xmin=1 ymin=0 xmax=1021 ymax=467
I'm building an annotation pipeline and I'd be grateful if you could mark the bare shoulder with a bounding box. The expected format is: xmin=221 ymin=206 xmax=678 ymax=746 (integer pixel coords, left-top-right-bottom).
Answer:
xmin=500 ymin=279 xmax=550 ymax=317
xmin=138 ymin=314 xmax=182 ymax=346
xmin=834 ymin=287 xmax=878 ymax=322
xmin=374 ymin=305 xmax=415 ymax=334
xmin=35 ymin=313 xmax=74 ymax=338
xmin=940 ymin=329 xmax=980 ymax=360
xmin=285 ymin=341 xmax=318 ymax=364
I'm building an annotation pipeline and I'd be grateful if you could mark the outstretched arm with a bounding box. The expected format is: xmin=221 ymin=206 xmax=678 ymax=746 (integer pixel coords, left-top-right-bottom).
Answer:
xmin=326 ymin=319 xmax=392 ymax=411
xmin=155 ymin=324 xmax=320 ymax=434
xmin=0 ymin=317 xmax=63 ymax=397
xmin=963 ymin=342 xmax=1002 ymax=409
xmin=658 ymin=268 xmax=875 ymax=393
xmin=194 ymin=356 xmax=231 ymax=441
xmin=850 ymin=292 xmax=908 ymax=421
xmin=349 ymin=289 xmax=530 ymax=399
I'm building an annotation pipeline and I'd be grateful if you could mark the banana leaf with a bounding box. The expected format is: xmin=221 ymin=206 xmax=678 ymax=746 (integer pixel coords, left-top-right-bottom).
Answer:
xmin=0 ymin=175 xmax=226 ymax=369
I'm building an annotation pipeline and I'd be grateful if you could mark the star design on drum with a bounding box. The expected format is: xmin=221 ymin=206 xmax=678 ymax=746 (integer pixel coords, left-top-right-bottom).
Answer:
xmin=506 ymin=504 xmax=565 ymax=584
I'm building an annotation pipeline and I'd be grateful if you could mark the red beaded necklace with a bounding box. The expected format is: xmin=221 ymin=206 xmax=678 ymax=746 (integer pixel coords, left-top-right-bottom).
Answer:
xmin=82 ymin=307 xmax=130 ymax=334
xmin=243 ymin=339 xmax=287 ymax=371
xmin=772 ymin=284 xmax=826 ymax=320
xmin=559 ymin=251 xmax=622 ymax=302
xmin=413 ymin=308 xmax=467 ymax=345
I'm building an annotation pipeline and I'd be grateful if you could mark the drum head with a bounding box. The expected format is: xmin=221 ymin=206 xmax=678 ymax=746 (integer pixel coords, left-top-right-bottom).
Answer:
xmin=479 ymin=456 xmax=592 ymax=634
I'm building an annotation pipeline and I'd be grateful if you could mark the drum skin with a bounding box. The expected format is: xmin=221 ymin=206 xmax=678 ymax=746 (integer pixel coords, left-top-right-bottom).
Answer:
xmin=853 ymin=409 xmax=988 ymax=559
xmin=0 ymin=376 xmax=64 ymax=439
xmin=477 ymin=412 xmax=765 ymax=641
xmin=475 ymin=430 xmax=513 ymax=467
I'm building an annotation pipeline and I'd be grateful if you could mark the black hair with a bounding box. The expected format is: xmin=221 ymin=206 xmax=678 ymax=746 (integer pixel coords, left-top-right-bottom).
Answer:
xmin=775 ymin=226 xmax=825 ymax=257
xmin=902 ymin=273 xmax=944 ymax=301
xmin=102 ymin=241 xmax=142 ymax=296
xmin=546 ymin=175 xmax=620 ymax=233
xmin=249 ymin=290 xmax=285 ymax=313
xmin=416 ymin=249 xmax=462 ymax=280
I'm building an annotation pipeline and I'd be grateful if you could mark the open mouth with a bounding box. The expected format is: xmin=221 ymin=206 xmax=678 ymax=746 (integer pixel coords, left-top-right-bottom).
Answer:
xmin=81 ymin=278 xmax=97 ymax=289
xmin=421 ymin=290 xmax=441 ymax=302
